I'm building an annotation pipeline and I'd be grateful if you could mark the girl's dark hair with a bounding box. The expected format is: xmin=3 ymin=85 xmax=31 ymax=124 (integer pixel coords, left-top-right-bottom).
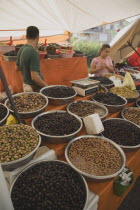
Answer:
xmin=99 ymin=44 xmax=110 ymax=55
xmin=26 ymin=26 xmax=39 ymax=40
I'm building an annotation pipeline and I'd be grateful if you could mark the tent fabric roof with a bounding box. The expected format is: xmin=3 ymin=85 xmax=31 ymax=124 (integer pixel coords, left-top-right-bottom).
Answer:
xmin=109 ymin=18 xmax=140 ymax=63
xmin=0 ymin=0 xmax=140 ymax=34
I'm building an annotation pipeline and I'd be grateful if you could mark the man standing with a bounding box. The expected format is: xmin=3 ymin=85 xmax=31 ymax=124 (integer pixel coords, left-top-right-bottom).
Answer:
xmin=16 ymin=26 xmax=47 ymax=92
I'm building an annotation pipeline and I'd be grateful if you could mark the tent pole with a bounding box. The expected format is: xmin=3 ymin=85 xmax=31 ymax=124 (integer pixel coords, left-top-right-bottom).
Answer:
xmin=0 ymin=67 xmax=22 ymax=124
xmin=127 ymin=41 xmax=140 ymax=57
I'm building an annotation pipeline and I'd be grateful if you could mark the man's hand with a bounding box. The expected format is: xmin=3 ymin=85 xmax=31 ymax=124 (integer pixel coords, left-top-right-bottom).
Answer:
xmin=15 ymin=65 xmax=20 ymax=71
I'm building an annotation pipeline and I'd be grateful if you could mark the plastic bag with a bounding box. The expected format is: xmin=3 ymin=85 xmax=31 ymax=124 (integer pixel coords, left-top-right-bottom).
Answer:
xmin=109 ymin=76 xmax=123 ymax=87
xmin=123 ymin=72 xmax=136 ymax=90
xmin=6 ymin=114 xmax=18 ymax=125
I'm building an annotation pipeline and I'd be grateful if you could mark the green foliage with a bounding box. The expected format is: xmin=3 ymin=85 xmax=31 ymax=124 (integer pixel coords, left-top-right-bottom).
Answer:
xmin=71 ymin=38 xmax=102 ymax=67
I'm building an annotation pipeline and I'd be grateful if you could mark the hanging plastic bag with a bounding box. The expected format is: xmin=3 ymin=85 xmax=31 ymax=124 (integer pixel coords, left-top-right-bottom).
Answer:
xmin=123 ymin=72 xmax=136 ymax=90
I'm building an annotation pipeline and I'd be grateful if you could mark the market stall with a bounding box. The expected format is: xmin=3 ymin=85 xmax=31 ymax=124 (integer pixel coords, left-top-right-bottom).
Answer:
xmin=0 ymin=74 xmax=140 ymax=209
xmin=23 ymin=93 xmax=140 ymax=210
xmin=1 ymin=92 xmax=139 ymax=210
xmin=0 ymin=1 xmax=140 ymax=209
xmin=0 ymin=56 xmax=88 ymax=92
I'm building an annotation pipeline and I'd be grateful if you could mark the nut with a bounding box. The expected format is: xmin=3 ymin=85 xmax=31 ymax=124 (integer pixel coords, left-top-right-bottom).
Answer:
xmin=123 ymin=107 xmax=140 ymax=126
xmin=69 ymin=101 xmax=106 ymax=118
xmin=68 ymin=137 xmax=122 ymax=176
xmin=7 ymin=93 xmax=46 ymax=113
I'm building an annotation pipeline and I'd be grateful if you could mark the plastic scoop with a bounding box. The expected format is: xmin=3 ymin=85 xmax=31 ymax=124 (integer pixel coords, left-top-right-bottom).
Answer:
xmin=69 ymin=46 xmax=73 ymax=53
xmin=55 ymin=46 xmax=62 ymax=55
xmin=7 ymin=36 xmax=13 ymax=46
xmin=43 ymin=39 xmax=47 ymax=46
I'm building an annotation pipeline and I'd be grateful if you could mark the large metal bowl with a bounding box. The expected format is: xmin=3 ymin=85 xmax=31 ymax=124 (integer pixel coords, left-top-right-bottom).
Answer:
xmin=136 ymin=99 xmax=140 ymax=107
xmin=92 ymin=95 xmax=127 ymax=113
xmin=65 ymin=135 xmax=126 ymax=181
xmin=2 ymin=55 xmax=17 ymax=61
xmin=10 ymin=160 xmax=89 ymax=210
xmin=89 ymin=76 xmax=114 ymax=88
xmin=121 ymin=107 xmax=140 ymax=127
xmin=5 ymin=92 xmax=48 ymax=119
xmin=0 ymin=103 xmax=9 ymax=126
xmin=32 ymin=110 xmax=83 ymax=144
xmin=40 ymin=85 xmax=77 ymax=106
xmin=67 ymin=100 xmax=108 ymax=120
xmin=102 ymin=118 xmax=140 ymax=150
xmin=1 ymin=125 xmax=41 ymax=171
xmin=126 ymin=90 xmax=139 ymax=103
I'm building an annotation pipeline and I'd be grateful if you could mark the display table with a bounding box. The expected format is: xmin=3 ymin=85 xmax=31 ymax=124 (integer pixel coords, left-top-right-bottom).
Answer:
xmin=25 ymin=94 xmax=140 ymax=210
xmin=0 ymin=56 xmax=88 ymax=92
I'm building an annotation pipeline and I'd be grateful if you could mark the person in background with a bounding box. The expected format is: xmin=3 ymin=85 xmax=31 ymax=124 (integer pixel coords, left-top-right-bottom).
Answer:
xmin=16 ymin=26 xmax=48 ymax=92
xmin=90 ymin=44 xmax=114 ymax=76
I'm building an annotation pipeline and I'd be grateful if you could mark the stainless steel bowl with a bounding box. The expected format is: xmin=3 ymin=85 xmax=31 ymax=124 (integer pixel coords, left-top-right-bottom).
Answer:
xmin=2 ymin=55 xmax=17 ymax=61
xmin=102 ymin=118 xmax=140 ymax=150
xmin=136 ymin=99 xmax=140 ymax=107
xmin=40 ymin=85 xmax=77 ymax=106
xmin=1 ymin=125 xmax=41 ymax=171
xmin=10 ymin=160 xmax=89 ymax=210
xmin=65 ymin=135 xmax=126 ymax=181
xmin=126 ymin=90 xmax=139 ymax=103
xmin=92 ymin=95 xmax=127 ymax=113
xmin=67 ymin=100 xmax=108 ymax=120
xmin=89 ymin=77 xmax=114 ymax=88
xmin=32 ymin=110 xmax=83 ymax=144
xmin=0 ymin=103 xmax=9 ymax=126
xmin=5 ymin=92 xmax=48 ymax=119
xmin=121 ymin=107 xmax=140 ymax=127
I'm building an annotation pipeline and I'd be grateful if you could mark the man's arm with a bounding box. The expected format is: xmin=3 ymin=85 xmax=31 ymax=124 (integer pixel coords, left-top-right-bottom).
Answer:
xmin=31 ymin=71 xmax=48 ymax=87
xmin=15 ymin=65 xmax=20 ymax=71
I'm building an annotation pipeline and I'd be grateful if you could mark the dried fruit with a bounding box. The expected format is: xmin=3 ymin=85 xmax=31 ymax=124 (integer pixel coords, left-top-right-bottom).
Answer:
xmin=68 ymin=100 xmax=106 ymax=118
xmin=11 ymin=161 xmax=87 ymax=210
xmin=102 ymin=119 xmax=140 ymax=146
xmin=92 ymin=92 xmax=126 ymax=105
xmin=90 ymin=76 xmax=113 ymax=85
xmin=0 ymin=124 xmax=39 ymax=163
xmin=123 ymin=107 xmax=140 ymax=126
xmin=0 ymin=104 xmax=7 ymax=121
xmin=34 ymin=112 xmax=81 ymax=136
xmin=110 ymin=87 xmax=138 ymax=98
xmin=7 ymin=93 xmax=46 ymax=112
xmin=42 ymin=86 xmax=76 ymax=98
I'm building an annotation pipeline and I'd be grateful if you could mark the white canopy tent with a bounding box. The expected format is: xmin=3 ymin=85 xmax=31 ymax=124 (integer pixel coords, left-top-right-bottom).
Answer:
xmin=110 ymin=18 xmax=140 ymax=64
xmin=0 ymin=0 xmax=140 ymax=39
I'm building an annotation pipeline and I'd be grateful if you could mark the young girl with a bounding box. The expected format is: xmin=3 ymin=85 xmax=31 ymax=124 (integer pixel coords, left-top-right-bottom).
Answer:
xmin=90 ymin=44 xmax=114 ymax=76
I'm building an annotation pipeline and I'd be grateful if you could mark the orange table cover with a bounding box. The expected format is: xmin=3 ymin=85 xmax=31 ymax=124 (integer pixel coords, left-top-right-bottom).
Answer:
xmin=0 ymin=56 xmax=88 ymax=92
